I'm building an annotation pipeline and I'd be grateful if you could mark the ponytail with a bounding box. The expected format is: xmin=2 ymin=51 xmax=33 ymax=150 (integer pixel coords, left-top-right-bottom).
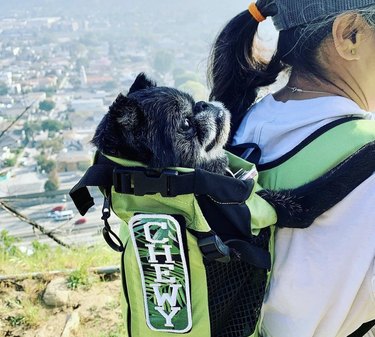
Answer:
xmin=208 ymin=0 xmax=283 ymax=143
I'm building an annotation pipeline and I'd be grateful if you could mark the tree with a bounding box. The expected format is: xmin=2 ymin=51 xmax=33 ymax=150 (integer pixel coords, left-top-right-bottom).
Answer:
xmin=173 ymin=70 xmax=201 ymax=87
xmin=0 ymin=82 xmax=8 ymax=96
xmin=3 ymin=157 xmax=16 ymax=167
xmin=36 ymin=154 xmax=56 ymax=174
xmin=178 ymin=81 xmax=208 ymax=101
xmin=44 ymin=170 xmax=60 ymax=192
xmin=41 ymin=120 xmax=63 ymax=132
xmin=39 ymin=100 xmax=56 ymax=112
xmin=23 ymin=121 xmax=42 ymax=143
xmin=38 ymin=137 xmax=64 ymax=154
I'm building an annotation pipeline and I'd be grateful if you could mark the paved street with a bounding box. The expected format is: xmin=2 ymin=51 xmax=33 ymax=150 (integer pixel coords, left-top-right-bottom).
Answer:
xmin=1 ymin=176 xmax=121 ymax=251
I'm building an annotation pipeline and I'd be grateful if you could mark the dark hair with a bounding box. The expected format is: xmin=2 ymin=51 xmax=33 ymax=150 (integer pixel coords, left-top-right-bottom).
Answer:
xmin=208 ymin=1 xmax=375 ymax=143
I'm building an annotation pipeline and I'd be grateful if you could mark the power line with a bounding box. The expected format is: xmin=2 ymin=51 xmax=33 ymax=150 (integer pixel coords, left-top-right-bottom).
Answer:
xmin=0 ymin=99 xmax=37 ymax=140
xmin=0 ymin=200 xmax=71 ymax=249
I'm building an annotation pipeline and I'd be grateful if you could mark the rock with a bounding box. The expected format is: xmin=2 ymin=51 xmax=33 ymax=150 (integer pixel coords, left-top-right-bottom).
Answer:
xmin=61 ymin=311 xmax=80 ymax=337
xmin=43 ymin=277 xmax=70 ymax=307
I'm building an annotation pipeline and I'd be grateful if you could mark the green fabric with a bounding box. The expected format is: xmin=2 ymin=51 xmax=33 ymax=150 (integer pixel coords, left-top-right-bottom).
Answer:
xmin=259 ymin=120 xmax=375 ymax=189
xmin=119 ymin=221 xmax=210 ymax=336
xmin=109 ymin=151 xmax=276 ymax=337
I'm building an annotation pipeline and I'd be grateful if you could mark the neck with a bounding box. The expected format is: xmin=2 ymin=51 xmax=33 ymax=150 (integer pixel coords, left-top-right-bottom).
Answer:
xmin=274 ymin=71 xmax=367 ymax=109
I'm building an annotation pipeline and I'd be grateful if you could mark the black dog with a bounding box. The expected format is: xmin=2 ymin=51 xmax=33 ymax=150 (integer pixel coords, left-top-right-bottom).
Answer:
xmin=91 ymin=73 xmax=360 ymax=229
xmin=92 ymin=73 xmax=230 ymax=175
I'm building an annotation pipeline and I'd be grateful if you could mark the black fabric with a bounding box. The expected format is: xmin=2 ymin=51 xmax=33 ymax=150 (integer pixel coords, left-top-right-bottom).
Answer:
xmin=347 ymin=320 xmax=375 ymax=337
xmin=69 ymin=164 xmax=115 ymax=215
xmin=70 ymin=153 xmax=255 ymax=216
xmin=264 ymin=141 xmax=375 ymax=229
xmin=205 ymin=228 xmax=271 ymax=337
xmin=226 ymin=239 xmax=271 ymax=270
xmin=228 ymin=143 xmax=262 ymax=165
xmin=196 ymin=194 xmax=252 ymax=240
xmin=120 ymin=248 xmax=132 ymax=336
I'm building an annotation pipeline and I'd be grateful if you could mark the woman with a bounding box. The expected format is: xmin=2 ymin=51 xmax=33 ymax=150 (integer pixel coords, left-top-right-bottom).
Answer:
xmin=209 ymin=1 xmax=375 ymax=336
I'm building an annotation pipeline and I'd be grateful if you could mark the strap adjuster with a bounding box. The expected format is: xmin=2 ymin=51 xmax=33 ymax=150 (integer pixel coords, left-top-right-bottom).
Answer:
xmin=198 ymin=235 xmax=231 ymax=263
xmin=113 ymin=167 xmax=179 ymax=197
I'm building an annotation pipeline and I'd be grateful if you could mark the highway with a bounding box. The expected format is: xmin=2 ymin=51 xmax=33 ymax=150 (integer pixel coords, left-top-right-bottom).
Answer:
xmin=1 ymin=188 xmax=121 ymax=251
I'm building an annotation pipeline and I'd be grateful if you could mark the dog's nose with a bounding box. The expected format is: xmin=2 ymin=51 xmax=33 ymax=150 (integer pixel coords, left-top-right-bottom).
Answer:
xmin=194 ymin=101 xmax=210 ymax=113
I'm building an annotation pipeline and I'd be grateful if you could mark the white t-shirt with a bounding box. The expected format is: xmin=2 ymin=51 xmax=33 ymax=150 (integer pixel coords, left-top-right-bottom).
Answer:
xmin=233 ymin=94 xmax=375 ymax=337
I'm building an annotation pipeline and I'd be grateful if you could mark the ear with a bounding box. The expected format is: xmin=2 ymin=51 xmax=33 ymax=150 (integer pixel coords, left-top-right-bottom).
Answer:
xmin=128 ymin=72 xmax=157 ymax=94
xmin=109 ymin=93 xmax=142 ymax=127
xmin=332 ymin=13 xmax=364 ymax=61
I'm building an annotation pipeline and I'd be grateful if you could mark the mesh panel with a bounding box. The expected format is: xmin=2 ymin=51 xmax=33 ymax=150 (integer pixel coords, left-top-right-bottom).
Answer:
xmin=205 ymin=228 xmax=270 ymax=337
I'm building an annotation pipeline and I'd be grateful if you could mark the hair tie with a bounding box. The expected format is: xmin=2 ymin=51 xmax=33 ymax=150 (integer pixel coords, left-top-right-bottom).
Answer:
xmin=248 ymin=2 xmax=266 ymax=23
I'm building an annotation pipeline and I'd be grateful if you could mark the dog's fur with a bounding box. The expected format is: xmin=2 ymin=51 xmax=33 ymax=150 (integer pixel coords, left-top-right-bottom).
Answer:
xmin=92 ymin=73 xmax=230 ymax=174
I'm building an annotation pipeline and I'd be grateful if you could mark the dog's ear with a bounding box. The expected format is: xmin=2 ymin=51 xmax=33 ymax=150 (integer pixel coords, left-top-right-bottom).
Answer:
xmin=109 ymin=93 xmax=142 ymax=127
xmin=128 ymin=72 xmax=157 ymax=94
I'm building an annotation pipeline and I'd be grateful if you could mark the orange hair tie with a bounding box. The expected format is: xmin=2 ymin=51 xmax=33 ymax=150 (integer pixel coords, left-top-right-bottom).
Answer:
xmin=248 ymin=2 xmax=266 ymax=23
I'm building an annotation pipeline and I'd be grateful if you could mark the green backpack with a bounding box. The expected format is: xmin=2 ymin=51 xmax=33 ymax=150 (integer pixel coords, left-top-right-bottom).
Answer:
xmin=70 ymin=117 xmax=375 ymax=337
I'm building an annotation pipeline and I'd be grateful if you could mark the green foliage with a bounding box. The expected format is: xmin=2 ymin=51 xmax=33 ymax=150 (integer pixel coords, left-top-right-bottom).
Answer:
xmin=67 ymin=267 xmax=90 ymax=290
xmin=31 ymin=240 xmax=50 ymax=254
xmin=0 ymin=230 xmax=21 ymax=259
xmin=0 ymin=81 xmax=8 ymax=95
xmin=23 ymin=121 xmax=42 ymax=142
xmin=44 ymin=180 xmax=58 ymax=192
xmin=178 ymin=80 xmax=208 ymax=101
xmin=173 ymin=70 xmax=201 ymax=87
xmin=39 ymin=100 xmax=56 ymax=112
xmin=5 ymin=299 xmax=40 ymax=328
xmin=153 ymin=50 xmax=174 ymax=74
xmin=44 ymin=170 xmax=60 ymax=192
xmin=3 ymin=157 xmax=17 ymax=167
xmin=2 ymin=148 xmax=23 ymax=167
xmin=41 ymin=119 xmax=62 ymax=132
xmin=38 ymin=137 xmax=64 ymax=153
xmin=7 ymin=315 xmax=26 ymax=327
xmin=2 ymin=243 xmax=118 ymax=275
xmin=36 ymin=154 xmax=56 ymax=174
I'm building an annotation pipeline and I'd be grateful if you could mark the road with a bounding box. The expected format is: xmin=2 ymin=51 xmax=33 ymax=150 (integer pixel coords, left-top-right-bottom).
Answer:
xmin=1 ymin=187 xmax=121 ymax=251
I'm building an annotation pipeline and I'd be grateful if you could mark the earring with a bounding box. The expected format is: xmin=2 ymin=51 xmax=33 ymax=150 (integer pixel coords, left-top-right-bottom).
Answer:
xmin=351 ymin=49 xmax=356 ymax=55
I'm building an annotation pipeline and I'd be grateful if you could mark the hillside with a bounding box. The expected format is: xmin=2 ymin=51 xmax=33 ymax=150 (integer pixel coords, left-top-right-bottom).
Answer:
xmin=1 ymin=272 xmax=125 ymax=337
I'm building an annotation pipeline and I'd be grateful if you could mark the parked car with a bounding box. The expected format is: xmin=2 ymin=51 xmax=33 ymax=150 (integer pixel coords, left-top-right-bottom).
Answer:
xmin=53 ymin=210 xmax=74 ymax=221
xmin=74 ymin=217 xmax=87 ymax=225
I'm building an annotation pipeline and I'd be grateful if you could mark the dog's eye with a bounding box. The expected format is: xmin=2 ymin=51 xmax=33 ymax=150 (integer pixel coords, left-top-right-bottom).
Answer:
xmin=181 ymin=118 xmax=192 ymax=131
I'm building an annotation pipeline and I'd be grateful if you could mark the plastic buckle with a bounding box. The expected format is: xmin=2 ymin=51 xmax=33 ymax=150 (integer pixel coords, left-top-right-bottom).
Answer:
xmin=198 ymin=235 xmax=231 ymax=263
xmin=113 ymin=167 xmax=179 ymax=197
xmin=101 ymin=197 xmax=111 ymax=221
xmin=113 ymin=167 xmax=144 ymax=194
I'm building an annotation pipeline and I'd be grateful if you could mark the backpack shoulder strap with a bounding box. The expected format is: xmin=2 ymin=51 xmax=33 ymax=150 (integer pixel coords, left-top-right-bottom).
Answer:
xmin=258 ymin=118 xmax=375 ymax=189
xmin=261 ymin=140 xmax=375 ymax=228
xmin=348 ymin=320 xmax=375 ymax=337
xmin=256 ymin=118 xmax=375 ymax=228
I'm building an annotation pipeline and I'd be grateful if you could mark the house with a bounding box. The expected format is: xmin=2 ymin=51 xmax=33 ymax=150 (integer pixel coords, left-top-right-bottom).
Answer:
xmin=56 ymin=150 xmax=92 ymax=172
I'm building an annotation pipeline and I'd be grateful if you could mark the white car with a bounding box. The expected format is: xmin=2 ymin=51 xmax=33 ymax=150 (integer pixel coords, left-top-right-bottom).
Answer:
xmin=53 ymin=210 xmax=74 ymax=221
